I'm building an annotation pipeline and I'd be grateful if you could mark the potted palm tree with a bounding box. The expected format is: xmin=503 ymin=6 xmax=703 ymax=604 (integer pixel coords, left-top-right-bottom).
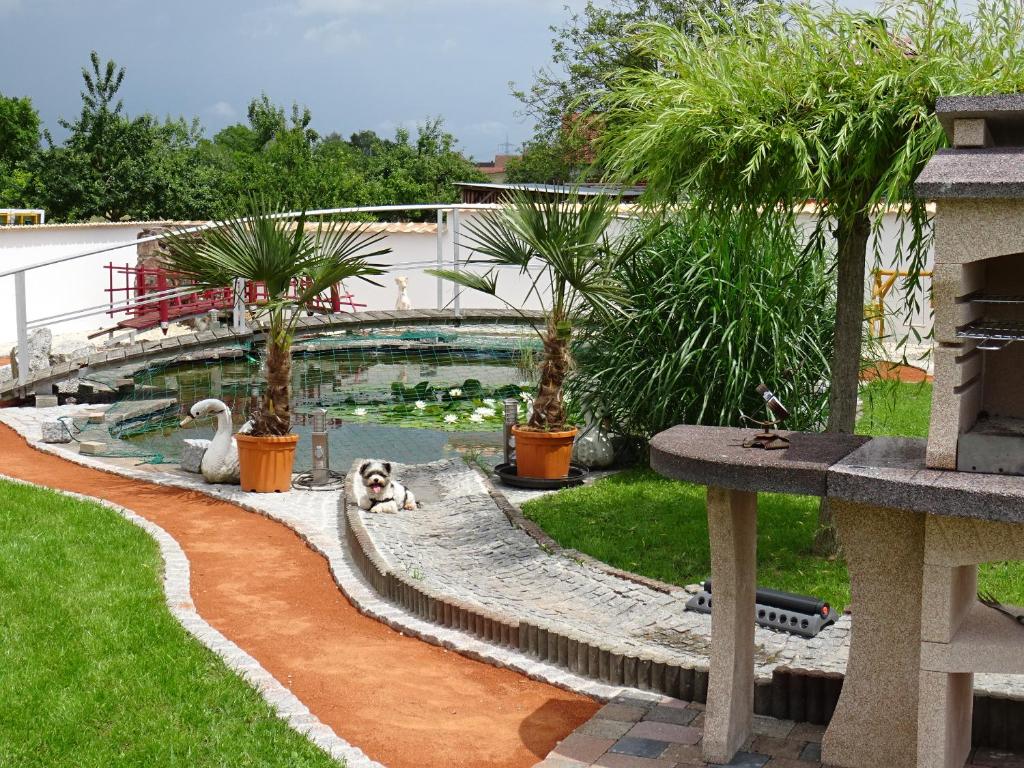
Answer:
xmin=165 ymin=199 xmax=389 ymax=492
xmin=429 ymin=189 xmax=649 ymax=479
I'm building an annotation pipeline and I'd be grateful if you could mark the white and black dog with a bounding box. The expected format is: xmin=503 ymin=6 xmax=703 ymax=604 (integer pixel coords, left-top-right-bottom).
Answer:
xmin=355 ymin=460 xmax=417 ymax=514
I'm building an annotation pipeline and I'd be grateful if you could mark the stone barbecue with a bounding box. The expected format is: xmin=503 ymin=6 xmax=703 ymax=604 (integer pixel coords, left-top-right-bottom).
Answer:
xmin=916 ymin=95 xmax=1024 ymax=475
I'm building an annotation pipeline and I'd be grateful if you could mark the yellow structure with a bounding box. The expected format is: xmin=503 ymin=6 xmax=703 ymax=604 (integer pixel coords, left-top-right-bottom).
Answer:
xmin=0 ymin=208 xmax=45 ymax=226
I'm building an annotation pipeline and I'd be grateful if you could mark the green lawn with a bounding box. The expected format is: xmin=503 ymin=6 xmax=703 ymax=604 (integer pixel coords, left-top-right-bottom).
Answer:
xmin=0 ymin=480 xmax=341 ymax=768
xmin=523 ymin=381 xmax=1024 ymax=610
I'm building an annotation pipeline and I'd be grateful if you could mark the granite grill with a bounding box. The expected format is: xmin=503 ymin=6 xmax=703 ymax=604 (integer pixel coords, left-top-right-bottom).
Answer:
xmin=919 ymin=96 xmax=1024 ymax=475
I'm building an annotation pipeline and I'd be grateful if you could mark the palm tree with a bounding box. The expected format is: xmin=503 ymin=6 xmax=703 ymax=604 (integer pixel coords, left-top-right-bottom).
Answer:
xmin=164 ymin=199 xmax=389 ymax=436
xmin=429 ymin=189 xmax=650 ymax=431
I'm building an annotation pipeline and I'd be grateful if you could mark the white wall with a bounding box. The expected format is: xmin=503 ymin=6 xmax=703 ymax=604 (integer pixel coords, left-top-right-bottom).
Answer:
xmin=0 ymin=210 xmax=933 ymax=347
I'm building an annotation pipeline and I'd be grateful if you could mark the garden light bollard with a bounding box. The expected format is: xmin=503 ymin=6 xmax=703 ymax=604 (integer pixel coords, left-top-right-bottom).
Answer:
xmin=311 ymin=408 xmax=330 ymax=486
xmin=504 ymin=397 xmax=519 ymax=465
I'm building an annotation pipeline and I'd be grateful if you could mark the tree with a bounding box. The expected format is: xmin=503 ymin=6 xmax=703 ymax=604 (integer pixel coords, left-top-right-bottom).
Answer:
xmin=505 ymin=134 xmax=591 ymax=185
xmin=0 ymin=94 xmax=40 ymax=207
xmin=596 ymin=0 xmax=1024 ymax=551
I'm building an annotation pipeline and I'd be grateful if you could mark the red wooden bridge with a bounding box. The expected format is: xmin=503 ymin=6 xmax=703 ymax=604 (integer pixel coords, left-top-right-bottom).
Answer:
xmin=100 ymin=263 xmax=365 ymax=336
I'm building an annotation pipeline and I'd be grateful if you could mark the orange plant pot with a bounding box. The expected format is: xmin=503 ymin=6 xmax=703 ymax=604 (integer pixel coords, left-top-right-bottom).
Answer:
xmin=513 ymin=425 xmax=578 ymax=479
xmin=235 ymin=433 xmax=299 ymax=493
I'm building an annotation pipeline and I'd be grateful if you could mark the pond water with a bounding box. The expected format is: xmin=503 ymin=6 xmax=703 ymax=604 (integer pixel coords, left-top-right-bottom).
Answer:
xmin=114 ymin=335 xmax=533 ymax=469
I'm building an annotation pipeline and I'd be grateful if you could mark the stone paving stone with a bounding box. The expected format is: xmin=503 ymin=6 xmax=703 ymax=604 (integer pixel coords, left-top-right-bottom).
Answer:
xmin=707 ymin=751 xmax=770 ymax=767
xmin=787 ymin=723 xmax=825 ymax=744
xmin=749 ymin=736 xmax=804 ymax=759
xmin=646 ymin=705 xmax=699 ymax=726
xmin=627 ymin=720 xmax=702 ymax=745
xmin=972 ymin=749 xmax=1024 ymax=767
xmin=578 ymin=719 xmax=636 ymax=740
xmin=609 ymin=737 xmax=671 ymax=759
xmin=797 ymin=742 xmax=821 ymax=762
xmin=553 ymin=734 xmax=617 ymax=764
xmin=661 ymin=742 xmax=706 ymax=765
xmin=751 ymin=715 xmax=796 ymax=739
xmin=593 ymin=753 xmax=678 ymax=768
xmin=534 ymin=756 xmax=589 ymax=768
xmin=597 ymin=703 xmax=649 ymax=723
xmin=761 ymin=758 xmax=821 ymax=767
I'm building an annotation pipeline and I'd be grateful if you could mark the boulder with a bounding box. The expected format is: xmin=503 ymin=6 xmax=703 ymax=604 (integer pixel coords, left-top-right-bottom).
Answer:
xmin=10 ymin=327 xmax=52 ymax=379
xmin=0 ymin=364 xmax=11 ymax=384
xmin=181 ymin=438 xmax=211 ymax=474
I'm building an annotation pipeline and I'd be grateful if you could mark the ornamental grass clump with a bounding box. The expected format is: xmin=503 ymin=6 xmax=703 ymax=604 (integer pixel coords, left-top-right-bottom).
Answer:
xmin=569 ymin=206 xmax=835 ymax=438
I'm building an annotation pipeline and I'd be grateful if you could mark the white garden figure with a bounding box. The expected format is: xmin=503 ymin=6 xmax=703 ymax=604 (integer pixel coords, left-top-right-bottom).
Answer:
xmin=179 ymin=398 xmax=250 ymax=484
xmin=395 ymin=275 xmax=413 ymax=310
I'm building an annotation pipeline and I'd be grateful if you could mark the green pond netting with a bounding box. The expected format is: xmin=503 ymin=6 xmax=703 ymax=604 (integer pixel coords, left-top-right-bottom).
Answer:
xmin=72 ymin=324 xmax=540 ymax=471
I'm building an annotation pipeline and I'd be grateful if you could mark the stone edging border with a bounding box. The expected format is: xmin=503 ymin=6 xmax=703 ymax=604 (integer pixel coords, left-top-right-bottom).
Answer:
xmin=341 ymin=473 xmax=713 ymax=703
xmin=0 ymin=472 xmax=375 ymax=768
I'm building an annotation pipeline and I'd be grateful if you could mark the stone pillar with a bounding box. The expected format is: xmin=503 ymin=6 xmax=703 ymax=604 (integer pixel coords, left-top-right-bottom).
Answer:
xmin=703 ymin=485 xmax=757 ymax=764
xmin=822 ymin=500 xmax=925 ymax=768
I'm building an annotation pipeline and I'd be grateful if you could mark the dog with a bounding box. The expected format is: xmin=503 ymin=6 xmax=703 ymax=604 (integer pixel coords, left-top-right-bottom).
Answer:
xmin=395 ymin=276 xmax=413 ymax=310
xmin=355 ymin=460 xmax=417 ymax=513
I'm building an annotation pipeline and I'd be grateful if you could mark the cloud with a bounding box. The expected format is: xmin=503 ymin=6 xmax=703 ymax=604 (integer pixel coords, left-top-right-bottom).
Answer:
xmin=209 ymin=101 xmax=236 ymax=118
xmin=303 ymin=18 xmax=363 ymax=51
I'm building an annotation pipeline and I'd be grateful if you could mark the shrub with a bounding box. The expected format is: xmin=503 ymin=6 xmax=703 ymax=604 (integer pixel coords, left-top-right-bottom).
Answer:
xmin=569 ymin=206 xmax=835 ymax=438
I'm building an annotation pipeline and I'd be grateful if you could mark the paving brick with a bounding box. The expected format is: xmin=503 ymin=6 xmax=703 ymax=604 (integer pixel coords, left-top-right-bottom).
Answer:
xmin=750 ymin=736 xmax=804 ymax=759
xmin=708 ymin=751 xmax=770 ymax=767
xmin=972 ymin=749 xmax=1024 ymax=767
xmin=661 ymin=742 xmax=706 ymax=765
xmin=761 ymin=758 xmax=821 ymax=767
xmin=533 ymin=756 xmax=588 ymax=768
xmin=798 ymin=742 xmax=821 ymax=762
xmin=787 ymin=723 xmax=825 ymax=744
xmin=609 ymin=737 xmax=670 ymax=759
xmin=751 ymin=715 xmax=795 ymax=739
xmin=552 ymin=734 xmax=616 ymax=764
xmin=646 ymin=705 xmax=699 ymax=726
xmin=578 ymin=719 xmax=635 ymax=740
xmin=593 ymin=753 xmax=678 ymax=768
xmin=628 ymin=720 xmax=702 ymax=745
xmin=596 ymin=703 xmax=648 ymax=723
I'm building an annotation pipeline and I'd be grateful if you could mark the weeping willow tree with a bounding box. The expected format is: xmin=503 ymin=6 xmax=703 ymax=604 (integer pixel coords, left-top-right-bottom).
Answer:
xmin=595 ymin=0 xmax=1024 ymax=552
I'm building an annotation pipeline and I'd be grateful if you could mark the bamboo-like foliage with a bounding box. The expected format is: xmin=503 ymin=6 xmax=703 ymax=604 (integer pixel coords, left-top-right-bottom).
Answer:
xmin=570 ymin=206 xmax=835 ymax=437
xmin=428 ymin=190 xmax=654 ymax=430
xmin=163 ymin=199 xmax=389 ymax=436
xmin=594 ymin=0 xmax=1024 ymax=433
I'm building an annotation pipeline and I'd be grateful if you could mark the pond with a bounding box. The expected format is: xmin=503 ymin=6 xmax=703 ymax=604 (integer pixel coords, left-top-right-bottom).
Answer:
xmin=110 ymin=330 xmax=536 ymax=470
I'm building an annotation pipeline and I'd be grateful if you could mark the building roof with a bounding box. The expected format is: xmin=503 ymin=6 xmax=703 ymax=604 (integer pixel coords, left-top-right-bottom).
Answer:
xmin=455 ymin=182 xmax=646 ymax=199
xmin=475 ymin=154 xmax=517 ymax=175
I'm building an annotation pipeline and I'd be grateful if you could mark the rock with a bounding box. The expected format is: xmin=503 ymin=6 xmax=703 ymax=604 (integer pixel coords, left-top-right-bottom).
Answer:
xmin=55 ymin=376 xmax=80 ymax=394
xmin=86 ymin=411 xmax=105 ymax=424
xmin=0 ymin=364 xmax=11 ymax=383
xmin=10 ymin=327 xmax=52 ymax=379
xmin=34 ymin=395 xmax=59 ymax=408
xmin=78 ymin=441 xmax=105 ymax=455
xmin=49 ymin=337 xmax=95 ymax=365
xmin=181 ymin=438 xmax=211 ymax=474
xmin=41 ymin=420 xmax=72 ymax=444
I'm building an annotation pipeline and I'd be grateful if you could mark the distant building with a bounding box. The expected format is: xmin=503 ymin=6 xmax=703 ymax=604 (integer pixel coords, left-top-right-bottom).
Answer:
xmin=0 ymin=208 xmax=45 ymax=226
xmin=474 ymin=154 xmax=518 ymax=184
xmin=456 ymin=182 xmax=646 ymax=205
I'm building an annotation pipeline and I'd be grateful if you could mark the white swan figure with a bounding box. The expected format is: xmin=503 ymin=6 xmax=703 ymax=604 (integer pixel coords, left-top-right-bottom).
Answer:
xmin=179 ymin=398 xmax=249 ymax=484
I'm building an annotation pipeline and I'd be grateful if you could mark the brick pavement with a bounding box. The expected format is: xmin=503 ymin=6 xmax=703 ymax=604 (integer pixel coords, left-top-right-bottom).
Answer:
xmin=537 ymin=693 xmax=1024 ymax=768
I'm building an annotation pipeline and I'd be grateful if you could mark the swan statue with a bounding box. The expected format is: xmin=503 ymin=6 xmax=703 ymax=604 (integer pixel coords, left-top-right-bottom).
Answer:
xmin=179 ymin=398 xmax=250 ymax=484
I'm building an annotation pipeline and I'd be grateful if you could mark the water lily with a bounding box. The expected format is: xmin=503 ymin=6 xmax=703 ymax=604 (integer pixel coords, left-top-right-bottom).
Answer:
xmin=469 ymin=413 xmax=484 ymax=423
xmin=519 ymin=391 xmax=533 ymax=402
xmin=483 ymin=398 xmax=496 ymax=406
xmin=444 ymin=414 xmax=459 ymax=423
xmin=415 ymin=400 xmax=427 ymax=410
xmin=474 ymin=407 xmax=496 ymax=418
xmin=449 ymin=388 xmax=462 ymax=397
xmin=353 ymin=407 xmax=367 ymax=416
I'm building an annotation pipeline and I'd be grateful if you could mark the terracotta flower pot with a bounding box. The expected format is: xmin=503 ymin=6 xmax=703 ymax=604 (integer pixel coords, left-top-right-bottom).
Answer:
xmin=513 ymin=425 xmax=578 ymax=479
xmin=235 ymin=433 xmax=299 ymax=493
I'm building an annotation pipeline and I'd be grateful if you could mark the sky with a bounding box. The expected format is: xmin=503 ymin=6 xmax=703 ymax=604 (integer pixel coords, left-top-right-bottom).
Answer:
xmin=1 ymin=0 xmax=888 ymax=161
xmin=0 ymin=0 xmax=588 ymax=160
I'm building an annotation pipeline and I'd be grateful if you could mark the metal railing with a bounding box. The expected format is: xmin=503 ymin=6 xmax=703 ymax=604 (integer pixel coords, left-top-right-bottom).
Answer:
xmin=1 ymin=203 xmax=500 ymax=387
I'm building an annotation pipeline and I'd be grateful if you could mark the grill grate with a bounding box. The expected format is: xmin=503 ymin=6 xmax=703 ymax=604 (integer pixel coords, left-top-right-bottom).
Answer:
xmin=957 ymin=319 xmax=1024 ymax=342
xmin=965 ymin=293 xmax=1024 ymax=304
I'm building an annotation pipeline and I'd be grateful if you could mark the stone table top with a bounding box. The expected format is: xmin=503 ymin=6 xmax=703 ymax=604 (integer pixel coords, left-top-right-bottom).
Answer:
xmin=829 ymin=437 xmax=1024 ymax=524
xmin=649 ymin=425 xmax=870 ymax=496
